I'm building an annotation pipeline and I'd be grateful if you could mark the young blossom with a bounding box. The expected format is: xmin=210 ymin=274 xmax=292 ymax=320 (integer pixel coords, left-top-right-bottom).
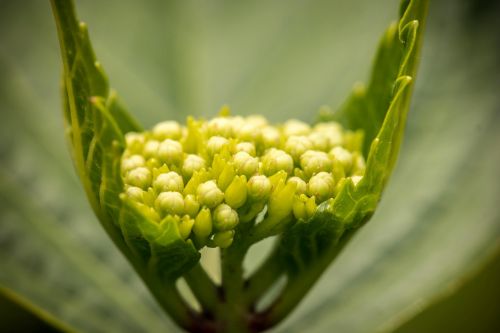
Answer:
xmin=53 ymin=0 xmax=427 ymax=330
xmin=118 ymin=113 xmax=366 ymax=249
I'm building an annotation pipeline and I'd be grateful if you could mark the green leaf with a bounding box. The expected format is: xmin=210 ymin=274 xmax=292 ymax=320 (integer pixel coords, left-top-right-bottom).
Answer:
xmin=323 ymin=0 xmax=428 ymax=159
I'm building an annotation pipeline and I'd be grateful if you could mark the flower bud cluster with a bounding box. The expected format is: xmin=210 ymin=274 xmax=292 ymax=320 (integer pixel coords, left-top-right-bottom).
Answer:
xmin=120 ymin=110 xmax=365 ymax=249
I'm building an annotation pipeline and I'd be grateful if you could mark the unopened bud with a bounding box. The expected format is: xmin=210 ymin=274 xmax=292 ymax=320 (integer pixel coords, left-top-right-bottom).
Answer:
xmin=233 ymin=151 xmax=258 ymax=177
xmin=238 ymin=123 xmax=261 ymax=142
xmin=225 ymin=175 xmax=247 ymax=209
xmin=197 ymin=180 xmax=224 ymax=208
xmin=193 ymin=208 xmax=212 ymax=238
xmin=124 ymin=132 xmax=145 ymax=153
xmin=213 ymin=230 xmax=235 ymax=248
xmin=283 ymin=119 xmax=310 ymax=137
xmin=152 ymin=121 xmax=182 ymax=140
xmin=305 ymin=195 xmax=317 ymax=217
xmin=300 ymin=150 xmax=333 ymax=177
xmin=182 ymin=154 xmax=206 ymax=178
xmin=268 ymin=180 xmax=296 ymax=219
xmin=143 ymin=140 xmax=160 ymax=158
xmin=262 ymin=149 xmax=293 ymax=176
xmin=313 ymin=122 xmax=343 ymax=148
xmin=307 ymin=172 xmax=335 ymax=203
xmin=213 ymin=204 xmax=239 ymax=231
xmin=125 ymin=186 xmax=144 ymax=202
xmin=178 ymin=215 xmax=195 ymax=240
xmin=351 ymin=152 xmax=366 ymax=176
xmin=217 ymin=163 xmax=236 ymax=191
xmin=247 ymin=175 xmax=272 ymax=201
xmin=292 ymin=195 xmax=306 ymax=220
xmin=246 ymin=115 xmax=268 ymax=127
xmin=184 ymin=194 xmax=200 ymax=217
xmin=153 ymin=171 xmax=184 ymax=193
xmin=287 ymin=176 xmax=307 ymax=195
xmin=235 ymin=142 xmax=256 ymax=156
xmin=284 ymin=136 xmax=313 ymax=162
xmin=329 ymin=146 xmax=353 ymax=174
xmin=126 ymin=167 xmax=152 ymax=189
xmin=261 ymin=126 xmax=281 ymax=148
xmin=157 ymin=139 xmax=183 ymax=165
xmin=121 ymin=154 xmax=145 ymax=173
xmin=308 ymin=132 xmax=329 ymax=152
xmin=155 ymin=191 xmax=185 ymax=216
xmin=207 ymin=136 xmax=230 ymax=158
xmin=207 ymin=117 xmax=233 ymax=137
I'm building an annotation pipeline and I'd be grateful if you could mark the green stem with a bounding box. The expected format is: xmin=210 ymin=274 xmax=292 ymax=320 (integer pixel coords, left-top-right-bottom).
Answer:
xmin=244 ymin=245 xmax=284 ymax=307
xmin=143 ymin=274 xmax=198 ymax=331
xmin=217 ymin=237 xmax=252 ymax=333
xmin=256 ymin=230 xmax=356 ymax=330
xmin=248 ymin=215 xmax=293 ymax=245
xmin=184 ymin=263 xmax=219 ymax=314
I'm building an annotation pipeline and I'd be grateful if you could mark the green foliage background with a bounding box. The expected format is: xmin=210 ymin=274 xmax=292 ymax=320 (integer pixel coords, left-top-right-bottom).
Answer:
xmin=0 ymin=0 xmax=499 ymax=332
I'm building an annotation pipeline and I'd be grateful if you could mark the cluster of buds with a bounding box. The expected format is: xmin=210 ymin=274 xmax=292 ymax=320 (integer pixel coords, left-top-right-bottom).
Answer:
xmin=121 ymin=108 xmax=365 ymax=249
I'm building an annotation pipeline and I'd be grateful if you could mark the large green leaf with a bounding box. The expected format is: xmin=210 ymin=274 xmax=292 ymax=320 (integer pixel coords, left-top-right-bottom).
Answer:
xmin=0 ymin=1 xmax=498 ymax=333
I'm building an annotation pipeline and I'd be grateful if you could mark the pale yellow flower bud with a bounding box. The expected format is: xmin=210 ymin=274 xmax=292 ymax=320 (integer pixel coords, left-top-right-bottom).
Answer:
xmin=307 ymin=172 xmax=335 ymax=203
xmin=284 ymin=135 xmax=313 ymax=162
xmin=184 ymin=194 xmax=200 ymax=217
xmin=287 ymin=176 xmax=307 ymax=195
xmin=155 ymin=191 xmax=185 ymax=216
xmin=225 ymin=175 xmax=247 ymax=209
xmin=233 ymin=151 xmax=258 ymax=177
xmin=268 ymin=179 xmax=297 ymax=219
xmin=153 ymin=171 xmax=184 ymax=193
xmin=125 ymin=186 xmax=144 ymax=202
xmin=197 ymin=180 xmax=224 ymax=208
xmin=292 ymin=194 xmax=306 ymax=220
xmin=143 ymin=140 xmax=160 ymax=158
xmin=178 ymin=215 xmax=195 ymax=240
xmin=308 ymin=132 xmax=330 ymax=152
xmin=283 ymin=119 xmax=311 ymax=137
xmin=313 ymin=122 xmax=343 ymax=148
xmin=125 ymin=167 xmax=152 ymax=189
xmin=121 ymin=154 xmax=145 ymax=173
xmin=207 ymin=136 xmax=230 ymax=158
xmin=300 ymin=150 xmax=333 ymax=177
xmin=329 ymin=146 xmax=353 ymax=174
xmin=235 ymin=142 xmax=256 ymax=156
xmin=213 ymin=230 xmax=235 ymax=248
xmin=182 ymin=154 xmax=206 ymax=178
xmin=213 ymin=203 xmax=239 ymax=231
xmin=351 ymin=152 xmax=366 ymax=176
xmin=152 ymin=121 xmax=182 ymax=140
xmin=157 ymin=139 xmax=183 ymax=165
xmin=247 ymin=175 xmax=272 ymax=201
xmin=261 ymin=126 xmax=281 ymax=148
xmin=305 ymin=195 xmax=317 ymax=217
xmin=207 ymin=117 xmax=234 ymax=137
xmin=246 ymin=115 xmax=268 ymax=127
xmin=262 ymin=149 xmax=294 ymax=176
xmin=238 ymin=123 xmax=261 ymax=142
xmin=124 ymin=132 xmax=145 ymax=153
xmin=193 ymin=208 xmax=212 ymax=238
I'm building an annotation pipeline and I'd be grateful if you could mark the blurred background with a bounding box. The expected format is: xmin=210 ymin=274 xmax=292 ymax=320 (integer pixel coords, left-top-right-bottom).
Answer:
xmin=0 ymin=0 xmax=499 ymax=332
